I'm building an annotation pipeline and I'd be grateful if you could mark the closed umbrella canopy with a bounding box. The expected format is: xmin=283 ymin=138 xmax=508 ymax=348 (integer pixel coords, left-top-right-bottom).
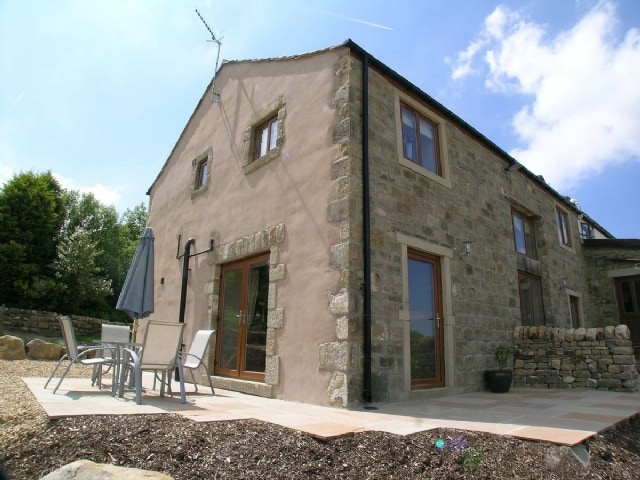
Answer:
xmin=117 ymin=227 xmax=154 ymax=319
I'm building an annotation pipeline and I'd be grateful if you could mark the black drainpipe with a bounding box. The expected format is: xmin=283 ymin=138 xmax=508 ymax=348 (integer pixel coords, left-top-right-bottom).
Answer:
xmin=178 ymin=237 xmax=195 ymax=324
xmin=362 ymin=53 xmax=373 ymax=404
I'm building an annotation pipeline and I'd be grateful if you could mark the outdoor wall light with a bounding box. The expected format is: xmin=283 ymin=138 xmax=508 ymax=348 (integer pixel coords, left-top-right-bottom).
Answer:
xmin=561 ymin=278 xmax=568 ymax=290
xmin=460 ymin=241 xmax=472 ymax=259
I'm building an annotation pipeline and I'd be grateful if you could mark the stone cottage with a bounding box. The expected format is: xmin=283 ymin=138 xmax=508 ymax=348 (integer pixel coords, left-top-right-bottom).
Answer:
xmin=145 ymin=39 xmax=639 ymax=407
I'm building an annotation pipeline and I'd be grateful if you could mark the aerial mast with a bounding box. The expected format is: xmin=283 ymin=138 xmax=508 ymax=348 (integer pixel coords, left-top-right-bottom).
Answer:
xmin=195 ymin=9 xmax=222 ymax=103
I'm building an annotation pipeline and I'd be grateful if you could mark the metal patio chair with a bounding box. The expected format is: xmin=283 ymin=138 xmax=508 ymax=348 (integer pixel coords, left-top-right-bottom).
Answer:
xmin=120 ymin=321 xmax=186 ymax=405
xmin=92 ymin=323 xmax=131 ymax=391
xmin=182 ymin=329 xmax=216 ymax=395
xmin=44 ymin=316 xmax=112 ymax=394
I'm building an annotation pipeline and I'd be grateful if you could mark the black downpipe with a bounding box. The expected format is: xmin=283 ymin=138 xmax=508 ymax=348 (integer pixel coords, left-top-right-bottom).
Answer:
xmin=176 ymin=237 xmax=195 ymax=380
xmin=362 ymin=54 xmax=373 ymax=404
xmin=178 ymin=238 xmax=196 ymax=324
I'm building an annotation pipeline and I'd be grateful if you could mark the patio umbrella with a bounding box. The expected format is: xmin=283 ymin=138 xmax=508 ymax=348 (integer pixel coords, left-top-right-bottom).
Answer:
xmin=117 ymin=227 xmax=155 ymax=338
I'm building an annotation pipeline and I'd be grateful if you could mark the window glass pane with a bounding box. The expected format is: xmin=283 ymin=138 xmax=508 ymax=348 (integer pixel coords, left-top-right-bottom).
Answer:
xmin=258 ymin=126 xmax=269 ymax=158
xmin=269 ymin=119 xmax=278 ymax=150
xmin=512 ymin=215 xmax=526 ymax=254
xmin=401 ymin=107 xmax=417 ymax=163
xmin=524 ymin=219 xmax=536 ymax=256
xmin=198 ymin=161 xmax=208 ymax=188
xmin=419 ymin=117 xmax=437 ymax=173
xmin=557 ymin=210 xmax=570 ymax=246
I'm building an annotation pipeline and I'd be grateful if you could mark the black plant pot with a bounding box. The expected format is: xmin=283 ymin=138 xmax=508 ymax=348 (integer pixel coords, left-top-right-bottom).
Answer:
xmin=485 ymin=370 xmax=513 ymax=393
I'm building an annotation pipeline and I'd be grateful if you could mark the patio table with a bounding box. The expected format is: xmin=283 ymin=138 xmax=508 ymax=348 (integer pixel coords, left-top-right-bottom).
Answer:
xmin=97 ymin=340 xmax=142 ymax=397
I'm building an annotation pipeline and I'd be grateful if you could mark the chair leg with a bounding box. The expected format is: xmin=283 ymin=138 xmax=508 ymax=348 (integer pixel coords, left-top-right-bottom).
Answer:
xmin=134 ymin=366 xmax=143 ymax=405
xmin=204 ymin=369 xmax=215 ymax=396
xmin=176 ymin=363 xmax=186 ymax=404
xmin=52 ymin=362 xmax=75 ymax=394
xmin=188 ymin=368 xmax=199 ymax=392
xmin=44 ymin=355 xmax=67 ymax=389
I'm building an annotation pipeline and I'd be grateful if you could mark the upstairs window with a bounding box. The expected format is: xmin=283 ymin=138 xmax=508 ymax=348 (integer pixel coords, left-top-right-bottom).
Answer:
xmin=556 ymin=208 xmax=572 ymax=247
xmin=254 ymin=116 xmax=279 ymax=161
xmin=512 ymin=210 xmax=537 ymax=258
xmin=579 ymin=221 xmax=592 ymax=240
xmin=196 ymin=158 xmax=209 ymax=189
xmin=400 ymin=103 xmax=440 ymax=175
xmin=191 ymin=148 xmax=211 ymax=196
xmin=243 ymin=97 xmax=285 ymax=174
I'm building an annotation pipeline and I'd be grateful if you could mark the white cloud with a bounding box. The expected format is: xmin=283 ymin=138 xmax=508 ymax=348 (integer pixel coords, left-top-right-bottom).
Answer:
xmin=450 ymin=1 xmax=640 ymax=191
xmin=54 ymin=173 xmax=122 ymax=207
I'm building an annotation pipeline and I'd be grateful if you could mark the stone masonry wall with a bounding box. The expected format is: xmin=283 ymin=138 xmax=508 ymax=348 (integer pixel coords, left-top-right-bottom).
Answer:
xmin=1 ymin=306 xmax=116 ymax=338
xmin=323 ymin=51 xmax=366 ymax=407
xmin=582 ymin=244 xmax=640 ymax=327
xmin=513 ymin=325 xmax=638 ymax=392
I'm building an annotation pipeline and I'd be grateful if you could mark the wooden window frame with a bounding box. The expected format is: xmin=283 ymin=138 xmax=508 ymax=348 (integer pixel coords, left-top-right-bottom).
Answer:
xmin=512 ymin=209 xmax=537 ymax=259
xmin=253 ymin=115 xmax=279 ymax=161
xmin=400 ymin=102 xmax=441 ymax=175
xmin=556 ymin=208 xmax=572 ymax=247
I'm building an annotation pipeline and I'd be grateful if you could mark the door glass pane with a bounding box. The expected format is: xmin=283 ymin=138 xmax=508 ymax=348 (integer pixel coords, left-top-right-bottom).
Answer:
xmin=408 ymin=257 xmax=436 ymax=379
xmin=219 ymin=268 xmax=242 ymax=370
xmin=244 ymin=262 xmax=269 ymax=373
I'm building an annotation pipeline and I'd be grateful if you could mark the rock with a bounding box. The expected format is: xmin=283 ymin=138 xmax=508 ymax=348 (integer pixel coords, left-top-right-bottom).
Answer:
xmin=40 ymin=459 xmax=175 ymax=479
xmin=0 ymin=335 xmax=26 ymax=360
xmin=26 ymin=338 xmax=64 ymax=361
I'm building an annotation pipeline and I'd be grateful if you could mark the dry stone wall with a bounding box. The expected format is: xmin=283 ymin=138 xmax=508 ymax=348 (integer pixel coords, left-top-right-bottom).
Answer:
xmin=1 ymin=306 xmax=115 ymax=339
xmin=513 ymin=325 xmax=638 ymax=392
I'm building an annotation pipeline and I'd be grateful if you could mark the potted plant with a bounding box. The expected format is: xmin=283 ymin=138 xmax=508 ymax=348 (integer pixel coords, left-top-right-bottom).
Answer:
xmin=485 ymin=345 xmax=515 ymax=393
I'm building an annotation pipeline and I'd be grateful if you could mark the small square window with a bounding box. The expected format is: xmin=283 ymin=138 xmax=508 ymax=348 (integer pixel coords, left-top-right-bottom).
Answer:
xmin=253 ymin=116 xmax=279 ymax=161
xmin=579 ymin=221 xmax=592 ymax=240
xmin=400 ymin=103 xmax=440 ymax=175
xmin=556 ymin=209 xmax=572 ymax=247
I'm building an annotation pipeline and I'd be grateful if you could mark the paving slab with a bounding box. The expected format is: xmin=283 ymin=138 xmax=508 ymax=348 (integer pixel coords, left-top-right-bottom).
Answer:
xmin=23 ymin=376 xmax=640 ymax=446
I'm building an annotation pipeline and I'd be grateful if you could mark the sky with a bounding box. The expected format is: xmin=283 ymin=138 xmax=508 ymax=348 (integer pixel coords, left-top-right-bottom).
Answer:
xmin=1 ymin=0 xmax=639 ymax=238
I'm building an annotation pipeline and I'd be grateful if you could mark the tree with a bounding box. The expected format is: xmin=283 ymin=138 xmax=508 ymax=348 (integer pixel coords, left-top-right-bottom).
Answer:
xmin=51 ymin=229 xmax=112 ymax=314
xmin=0 ymin=171 xmax=66 ymax=307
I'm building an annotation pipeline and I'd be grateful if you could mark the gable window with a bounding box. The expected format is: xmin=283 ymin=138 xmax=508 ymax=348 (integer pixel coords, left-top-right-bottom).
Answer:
xmin=254 ymin=116 xmax=279 ymax=161
xmin=579 ymin=221 xmax=592 ymax=240
xmin=557 ymin=208 xmax=572 ymax=247
xmin=191 ymin=148 xmax=211 ymax=197
xmin=242 ymin=97 xmax=285 ymax=174
xmin=512 ymin=210 xmax=537 ymax=258
xmin=518 ymin=271 xmax=545 ymax=326
xmin=196 ymin=158 xmax=209 ymax=189
xmin=400 ymin=103 xmax=440 ymax=175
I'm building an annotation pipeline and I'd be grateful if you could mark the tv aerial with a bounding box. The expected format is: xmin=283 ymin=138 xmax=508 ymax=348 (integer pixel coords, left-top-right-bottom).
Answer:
xmin=195 ymin=9 xmax=223 ymax=103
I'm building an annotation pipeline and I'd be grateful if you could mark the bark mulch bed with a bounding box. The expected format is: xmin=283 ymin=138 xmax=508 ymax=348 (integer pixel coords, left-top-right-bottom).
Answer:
xmin=2 ymin=413 xmax=640 ymax=479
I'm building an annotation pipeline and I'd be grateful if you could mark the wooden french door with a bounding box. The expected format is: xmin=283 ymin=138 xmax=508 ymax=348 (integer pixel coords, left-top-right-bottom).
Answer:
xmin=408 ymin=249 xmax=445 ymax=389
xmin=615 ymin=275 xmax=640 ymax=351
xmin=215 ymin=253 xmax=269 ymax=381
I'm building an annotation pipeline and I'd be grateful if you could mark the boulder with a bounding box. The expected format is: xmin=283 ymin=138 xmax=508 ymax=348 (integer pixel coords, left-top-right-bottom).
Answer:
xmin=40 ymin=459 xmax=174 ymax=479
xmin=26 ymin=338 xmax=64 ymax=361
xmin=0 ymin=335 xmax=26 ymax=360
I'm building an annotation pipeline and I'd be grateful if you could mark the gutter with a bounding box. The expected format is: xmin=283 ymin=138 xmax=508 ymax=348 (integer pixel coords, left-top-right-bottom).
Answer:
xmin=361 ymin=53 xmax=373 ymax=404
